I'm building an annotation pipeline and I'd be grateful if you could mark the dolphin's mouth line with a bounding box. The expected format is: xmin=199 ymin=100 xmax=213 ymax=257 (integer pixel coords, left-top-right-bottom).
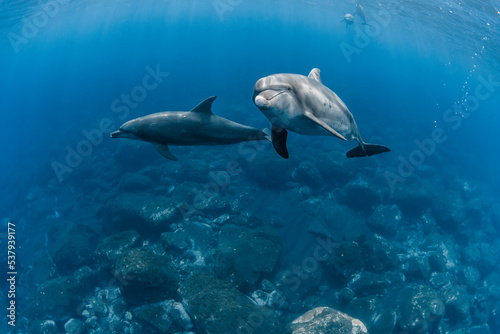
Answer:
xmin=265 ymin=89 xmax=290 ymax=101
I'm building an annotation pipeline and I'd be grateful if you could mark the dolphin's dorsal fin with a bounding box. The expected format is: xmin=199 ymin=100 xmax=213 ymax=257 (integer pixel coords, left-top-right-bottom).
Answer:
xmin=308 ymin=68 xmax=322 ymax=83
xmin=152 ymin=143 xmax=178 ymax=161
xmin=304 ymin=110 xmax=347 ymax=141
xmin=191 ymin=96 xmax=217 ymax=114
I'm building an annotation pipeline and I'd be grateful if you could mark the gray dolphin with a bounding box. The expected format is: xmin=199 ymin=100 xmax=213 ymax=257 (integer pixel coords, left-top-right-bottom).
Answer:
xmin=355 ymin=4 xmax=368 ymax=24
xmin=111 ymin=96 xmax=269 ymax=161
xmin=341 ymin=12 xmax=355 ymax=29
xmin=253 ymin=68 xmax=390 ymax=159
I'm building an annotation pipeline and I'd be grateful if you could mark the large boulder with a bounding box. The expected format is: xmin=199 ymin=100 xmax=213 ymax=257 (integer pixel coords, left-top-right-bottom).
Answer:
xmin=216 ymin=224 xmax=282 ymax=290
xmin=115 ymin=249 xmax=179 ymax=305
xmin=337 ymin=180 xmax=381 ymax=214
xmin=323 ymin=240 xmax=364 ymax=284
xmin=49 ymin=224 xmax=97 ymax=273
xmin=36 ymin=266 xmax=96 ymax=320
xmin=103 ymin=193 xmax=181 ymax=232
xmin=367 ymin=204 xmax=402 ymax=236
xmin=180 ymin=272 xmax=283 ymax=334
xmin=397 ymin=285 xmax=445 ymax=334
xmin=288 ymin=307 xmax=368 ymax=334
xmin=95 ymin=230 xmax=140 ymax=270
xmin=431 ymin=190 xmax=466 ymax=230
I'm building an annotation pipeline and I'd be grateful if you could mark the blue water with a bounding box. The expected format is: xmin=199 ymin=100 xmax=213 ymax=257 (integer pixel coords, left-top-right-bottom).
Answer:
xmin=1 ymin=0 xmax=500 ymax=333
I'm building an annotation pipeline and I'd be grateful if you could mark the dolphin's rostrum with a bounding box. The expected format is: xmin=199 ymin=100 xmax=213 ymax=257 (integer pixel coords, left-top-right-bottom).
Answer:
xmin=111 ymin=96 xmax=269 ymax=161
xmin=253 ymin=68 xmax=390 ymax=159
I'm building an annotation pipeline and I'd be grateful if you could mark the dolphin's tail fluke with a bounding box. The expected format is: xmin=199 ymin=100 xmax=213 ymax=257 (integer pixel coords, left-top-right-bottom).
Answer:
xmin=346 ymin=143 xmax=390 ymax=158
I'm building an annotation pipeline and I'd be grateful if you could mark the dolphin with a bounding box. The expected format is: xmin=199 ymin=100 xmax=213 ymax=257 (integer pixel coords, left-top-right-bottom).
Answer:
xmin=253 ymin=68 xmax=390 ymax=159
xmin=354 ymin=4 xmax=368 ymax=24
xmin=341 ymin=12 xmax=355 ymax=29
xmin=111 ymin=96 xmax=269 ymax=161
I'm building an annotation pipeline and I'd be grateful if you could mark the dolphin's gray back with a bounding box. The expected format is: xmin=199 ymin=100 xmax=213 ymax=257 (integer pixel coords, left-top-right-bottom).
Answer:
xmin=135 ymin=111 xmax=264 ymax=146
xmin=282 ymin=73 xmax=360 ymax=140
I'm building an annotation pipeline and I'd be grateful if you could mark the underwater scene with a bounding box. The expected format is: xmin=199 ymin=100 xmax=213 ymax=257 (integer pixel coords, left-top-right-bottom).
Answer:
xmin=1 ymin=0 xmax=500 ymax=333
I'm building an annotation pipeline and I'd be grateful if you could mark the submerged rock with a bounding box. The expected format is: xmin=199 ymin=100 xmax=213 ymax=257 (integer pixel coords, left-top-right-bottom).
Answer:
xmin=348 ymin=271 xmax=390 ymax=297
xmin=28 ymin=320 xmax=59 ymax=334
xmin=180 ymin=272 xmax=283 ymax=334
xmin=216 ymin=224 xmax=282 ymax=289
xmin=64 ymin=318 xmax=84 ymax=334
xmin=367 ymin=204 xmax=402 ymax=236
xmin=431 ymin=190 xmax=466 ymax=230
xmin=362 ymin=234 xmax=399 ymax=272
xmin=444 ymin=286 xmax=471 ymax=325
xmin=119 ymin=173 xmax=154 ymax=191
xmin=337 ymin=180 xmax=381 ymax=214
xmin=36 ymin=266 xmax=96 ymax=320
xmin=49 ymin=223 xmax=97 ymax=273
xmin=288 ymin=307 xmax=368 ymax=334
xmin=115 ymin=248 xmax=179 ymax=305
xmin=392 ymin=176 xmax=435 ymax=216
xmin=103 ymin=193 xmax=181 ymax=232
xmin=133 ymin=300 xmax=173 ymax=333
xmin=397 ymin=285 xmax=445 ymax=334
xmin=95 ymin=229 xmax=140 ymax=270
xmin=323 ymin=240 xmax=363 ymax=284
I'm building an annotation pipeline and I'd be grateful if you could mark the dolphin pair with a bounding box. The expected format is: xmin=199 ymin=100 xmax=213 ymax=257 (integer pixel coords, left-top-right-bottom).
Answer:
xmin=112 ymin=69 xmax=389 ymax=160
xmin=342 ymin=4 xmax=369 ymax=28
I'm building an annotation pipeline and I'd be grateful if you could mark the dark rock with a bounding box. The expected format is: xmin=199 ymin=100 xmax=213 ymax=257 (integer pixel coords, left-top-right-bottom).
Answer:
xmin=323 ymin=241 xmax=363 ymax=284
xmin=346 ymin=296 xmax=380 ymax=329
xmin=64 ymin=318 xmax=84 ymax=334
xmin=363 ymin=234 xmax=399 ymax=272
xmin=49 ymin=224 xmax=97 ymax=273
xmin=36 ymin=266 xmax=96 ymax=320
xmin=115 ymin=249 xmax=179 ymax=305
xmin=180 ymin=272 xmax=283 ymax=334
xmin=337 ymin=180 xmax=381 ymax=213
xmin=103 ymin=193 xmax=183 ymax=232
xmin=431 ymin=190 xmax=466 ymax=230
xmin=470 ymin=288 xmax=490 ymax=327
xmin=232 ymin=211 xmax=264 ymax=228
xmin=463 ymin=244 xmax=481 ymax=266
xmin=120 ymin=173 xmax=154 ymax=191
xmin=139 ymin=196 xmax=183 ymax=230
xmin=470 ymin=324 xmax=492 ymax=334
xmin=458 ymin=265 xmax=481 ymax=290
xmin=429 ymin=272 xmax=452 ymax=290
xmin=30 ymin=251 xmax=57 ymax=285
xmin=367 ymin=204 xmax=402 ymax=236
xmin=320 ymin=201 xmax=367 ymax=240
xmin=293 ymin=160 xmax=322 ymax=186
xmin=418 ymin=213 xmax=438 ymax=235
xmin=169 ymin=301 xmax=193 ymax=330
xmin=422 ymin=233 xmax=458 ymax=271
xmin=161 ymin=230 xmax=189 ymax=254
xmin=246 ymin=151 xmax=296 ymax=186
xmin=371 ymin=309 xmax=397 ymax=334
xmin=95 ymin=230 xmax=140 ymax=270
xmin=288 ymin=307 xmax=368 ymax=334
xmin=490 ymin=301 xmax=500 ymax=331
xmin=275 ymin=267 xmax=323 ymax=303
xmin=485 ymin=272 xmax=500 ymax=300
xmin=348 ymin=271 xmax=390 ymax=297
xmin=397 ymin=285 xmax=445 ymax=334
xmin=133 ymin=300 xmax=173 ymax=333
xmin=392 ymin=176 xmax=435 ymax=215
xmin=428 ymin=251 xmax=448 ymax=272
xmin=444 ymin=286 xmax=471 ymax=325
xmin=338 ymin=287 xmax=355 ymax=304
xmin=317 ymin=151 xmax=356 ymax=186
xmin=28 ymin=320 xmax=59 ymax=334
xmin=185 ymin=221 xmax=216 ymax=254
xmin=217 ymin=224 xmax=282 ymax=290
xmin=405 ymin=256 xmax=431 ymax=280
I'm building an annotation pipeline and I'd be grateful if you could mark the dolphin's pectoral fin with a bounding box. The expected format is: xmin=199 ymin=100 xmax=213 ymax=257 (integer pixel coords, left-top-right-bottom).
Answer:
xmin=346 ymin=143 xmax=391 ymax=158
xmin=271 ymin=127 xmax=289 ymax=159
xmin=152 ymin=143 xmax=179 ymax=161
xmin=304 ymin=111 xmax=347 ymax=141
xmin=308 ymin=68 xmax=322 ymax=83
xmin=191 ymin=96 xmax=216 ymax=114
